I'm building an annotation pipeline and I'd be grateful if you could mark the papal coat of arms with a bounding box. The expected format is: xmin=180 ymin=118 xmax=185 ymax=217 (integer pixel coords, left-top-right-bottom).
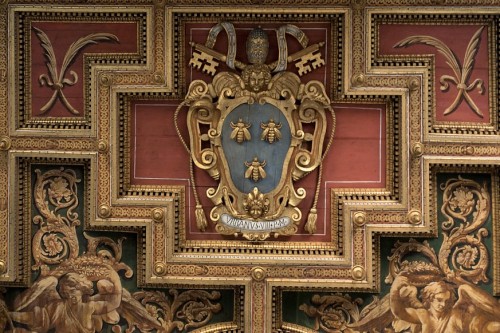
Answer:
xmin=177 ymin=23 xmax=335 ymax=240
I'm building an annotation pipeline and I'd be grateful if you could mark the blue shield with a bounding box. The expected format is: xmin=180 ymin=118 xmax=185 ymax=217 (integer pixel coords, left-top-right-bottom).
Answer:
xmin=221 ymin=102 xmax=291 ymax=194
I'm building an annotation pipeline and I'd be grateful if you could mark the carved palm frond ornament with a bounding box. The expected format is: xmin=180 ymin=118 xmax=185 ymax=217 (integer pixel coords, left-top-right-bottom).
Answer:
xmin=33 ymin=27 xmax=119 ymax=115
xmin=176 ymin=22 xmax=335 ymax=240
xmin=394 ymin=26 xmax=485 ymax=118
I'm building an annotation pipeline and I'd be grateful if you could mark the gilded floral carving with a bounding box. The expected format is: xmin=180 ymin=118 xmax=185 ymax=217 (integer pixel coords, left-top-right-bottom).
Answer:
xmin=4 ymin=168 xmax=224 ymax=332
xmin=32 ymin=168 xmax=81 ymax=270
xmin=133 ymin=289 xmax=222 ymax=333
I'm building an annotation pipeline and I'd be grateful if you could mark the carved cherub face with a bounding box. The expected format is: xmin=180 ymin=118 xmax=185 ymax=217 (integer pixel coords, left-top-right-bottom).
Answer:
xmin=242 ymin=64 xmax=271 ymax=93
xmin=248 ymin=71 xmax=266 ymax=92
xmin=58 ymin=272 xmax=93 ymax=303
xmin=421 ymin=281 xmax=455 ymax=314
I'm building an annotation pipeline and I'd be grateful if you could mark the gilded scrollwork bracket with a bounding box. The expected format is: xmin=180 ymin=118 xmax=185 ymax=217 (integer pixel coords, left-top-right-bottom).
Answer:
xmin=180 ymin=23 xmax=335 ymax=240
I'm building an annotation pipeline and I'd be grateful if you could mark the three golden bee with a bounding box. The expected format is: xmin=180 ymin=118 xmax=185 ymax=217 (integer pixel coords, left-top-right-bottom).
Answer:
xmin=230 ymin=119 xmax=251 ymax=143
xmin=260 ymin=119 xmax=282 ymax=143
xmin=245 ymin=157 xmax=267 ymax=182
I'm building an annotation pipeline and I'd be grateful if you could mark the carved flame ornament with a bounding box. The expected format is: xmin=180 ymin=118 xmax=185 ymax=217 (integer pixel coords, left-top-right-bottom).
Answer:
xmin=177 ymin=23 xmax=335 ymax=240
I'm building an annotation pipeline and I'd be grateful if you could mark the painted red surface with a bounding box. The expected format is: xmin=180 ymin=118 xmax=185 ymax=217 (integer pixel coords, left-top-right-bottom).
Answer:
xmin=378 ymin=24 xmax=489 ymax=123
xmin=130 ymin=21 xmax=385 ymax=242
xmin=131 ymin=101 xmax=386 ymax=242
xmin=31 ymin=22 xmax=139 ymax=118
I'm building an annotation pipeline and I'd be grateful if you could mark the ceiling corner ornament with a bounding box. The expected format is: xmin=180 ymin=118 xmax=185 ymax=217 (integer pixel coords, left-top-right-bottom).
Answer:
xmin=154 ymin=262 xmax=167 ymax=276
xmin=151 ymin=208 xmax=164 ymax=223
xmin=98 ymin=204 xmax=111 ymax=218
xmin=351 ymin=73 xmax=365 ymax=87
xmin=411 ymin=142 xmax=424 ymax=158
xmin=352 ymin=211 xmax=367 ymax=227
xmin=177 ymin=23 xmax=335 ymax=240
xmin=97 ymin=140 xmax=109 ymax=153
xmin=394 ymin=26 xmax=485 ymax=118
xmin=251 ymin=267 xmax=267 ymax=281
xmin=351 ymin=265 xmax=365 ymax=281
xmin=408 ymin=77 xmax=420 ymax=91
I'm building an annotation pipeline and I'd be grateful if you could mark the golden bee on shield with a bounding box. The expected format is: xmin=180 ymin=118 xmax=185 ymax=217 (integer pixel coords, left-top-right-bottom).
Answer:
xmin=244 ymin=157 xmax=267 ymax=182
xmin=230 ymin=118 xmax=252 ymax=144
xmin=261 ymin=119 xmax=282 ymax=144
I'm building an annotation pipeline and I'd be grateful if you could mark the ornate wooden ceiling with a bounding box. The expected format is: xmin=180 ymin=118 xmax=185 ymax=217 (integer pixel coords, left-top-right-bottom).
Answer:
xmin=0 ymin=1 xmax=499 ymax=332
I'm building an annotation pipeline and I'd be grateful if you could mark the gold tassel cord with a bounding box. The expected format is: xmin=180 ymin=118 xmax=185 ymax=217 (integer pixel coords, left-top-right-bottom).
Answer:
xmin=305 ymin=106 xmax=336 ymax=234
xmin=304 ymin=208 xmax=317 ymax=234
xmin=305 ymin=163 xmax=323 ymax=235
xmin=174 ymin=101 xmax=208 ymax=231
xmin=191 ymin=154 xmax=208 ymax=231
xmin=195 ymin=204 xmax=208 ymax=232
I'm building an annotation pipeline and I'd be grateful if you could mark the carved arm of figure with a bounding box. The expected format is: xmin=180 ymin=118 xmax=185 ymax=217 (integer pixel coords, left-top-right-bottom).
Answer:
xmin=90 ymin=268 xmax=123 ymax=316
xmin=9 ymin=306 xmax=50 ymax=332
xmin=8 ymin=276 xmax=58 ymax=331
xmin=389 ymin=274 xmax=426 ymax=325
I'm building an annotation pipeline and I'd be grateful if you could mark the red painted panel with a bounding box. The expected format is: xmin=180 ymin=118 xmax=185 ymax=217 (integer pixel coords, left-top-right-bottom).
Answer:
xmin=378 ymin=24 xmax=489 ymax=123
xmin=31 ymin=22 xmax=139 ymax=118
xmin=131 ymin=101 xmax=386 ymax=242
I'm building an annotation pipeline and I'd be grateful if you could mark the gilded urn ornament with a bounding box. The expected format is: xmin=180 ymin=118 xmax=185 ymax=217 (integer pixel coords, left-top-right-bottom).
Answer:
xmin=178 ymin=22 xmax=335 ymax=240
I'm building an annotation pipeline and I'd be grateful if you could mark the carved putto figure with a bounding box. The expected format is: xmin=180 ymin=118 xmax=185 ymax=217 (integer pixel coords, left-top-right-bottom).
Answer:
xmin=178 ymin=22 xmax=335 ymax=240
xmin=10 ymin=271 xmax=122 ymax=333
xmin=7 ymin=235 xmax=163 ymax=333
xmin=388 ymin=272 xmax=500 ymax=333
xmin=341 ymin=177 xmax=500 ymax=333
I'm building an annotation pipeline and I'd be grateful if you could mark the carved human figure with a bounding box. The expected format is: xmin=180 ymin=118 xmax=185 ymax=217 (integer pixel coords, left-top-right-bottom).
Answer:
xmin=10 ymin=271 xmax=122 ymax=333
xmin=390 ymin=274 xmax=500 ymax=333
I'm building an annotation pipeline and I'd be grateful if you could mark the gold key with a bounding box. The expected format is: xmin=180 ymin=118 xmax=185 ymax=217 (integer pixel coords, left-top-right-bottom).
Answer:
xmin=295 ymin=51 xmax=325 ymax=76
xmin=189 ymin=50 xmax=219 ymax=76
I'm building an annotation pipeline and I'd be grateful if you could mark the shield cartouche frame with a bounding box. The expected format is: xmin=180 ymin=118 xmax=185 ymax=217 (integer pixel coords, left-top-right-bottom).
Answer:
xmin=181 ymin=23 xmax=334 ymax=240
